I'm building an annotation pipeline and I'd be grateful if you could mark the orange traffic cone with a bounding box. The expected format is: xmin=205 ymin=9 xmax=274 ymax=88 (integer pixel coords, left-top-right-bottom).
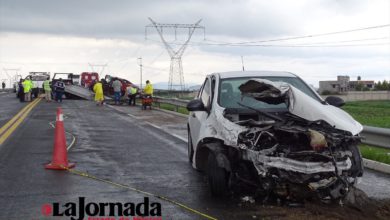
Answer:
xmin=45 ymin=107 xmax=75 ymax=170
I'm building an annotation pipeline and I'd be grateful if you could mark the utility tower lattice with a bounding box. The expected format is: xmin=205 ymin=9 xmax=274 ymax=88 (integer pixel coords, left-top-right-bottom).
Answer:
xmin=88 ymin=63 xmax=108 ymax=78
xmin=3 ymin=68 xmax=21 ymax=88
xmin=146 ymin=17 xmax=205 ymax=91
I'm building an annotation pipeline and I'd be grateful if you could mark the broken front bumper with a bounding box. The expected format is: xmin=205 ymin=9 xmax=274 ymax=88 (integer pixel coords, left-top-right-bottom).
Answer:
xmin=241 ymin=149 xmax=352 ymax=175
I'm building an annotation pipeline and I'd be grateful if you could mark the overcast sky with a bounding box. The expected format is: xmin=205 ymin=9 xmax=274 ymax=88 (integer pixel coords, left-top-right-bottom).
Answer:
xmin=0 ymin=0 xmax=389 ymax=88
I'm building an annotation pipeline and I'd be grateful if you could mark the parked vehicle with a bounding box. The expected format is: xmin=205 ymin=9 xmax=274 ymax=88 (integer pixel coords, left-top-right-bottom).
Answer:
xmin=51 ymin=73 xmax=80 ymax=99
xmin=26 ymin=72 xmax=50 ymax=98
xmin=51 ymin=73 xmax=79 ymax=86
xmin=80 ymin=72 xmax=99 ymax=88
xmin=187 ymin=71 xmax=363 ymax=202
xmin=102 ymin=75 xmax=138 ymax=97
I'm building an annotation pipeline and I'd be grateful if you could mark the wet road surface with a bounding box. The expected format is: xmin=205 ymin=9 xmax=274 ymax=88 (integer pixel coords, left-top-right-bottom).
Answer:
xmin=0 ymin=94 xmax=390 ymax=219
xmin=0 ymin=92 xmax=27 ymax=128
xmin=0 ymin=97 xmax=244 ymax=219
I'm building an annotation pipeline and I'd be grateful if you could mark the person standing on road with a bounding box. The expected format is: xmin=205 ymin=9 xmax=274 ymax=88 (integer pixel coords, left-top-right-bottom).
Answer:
xmin=1 ymin=81 xmax=5 ymax=90
xmin=143 ymin=80 xmax=153 ymax=96
xmin=43 ymin=77 xmax=52 ymax=102
xmin=126 ymin=85 xmax=137 ymax=106
xmin=112 ymin=78 xmax=122 ymax=105
xmin=93 ymin=79 xmax=104 ymax=106
xmin=23 ymin=77 xmax=32 ymax=102
xmin=54 ymin=78 xmax=65 ymax=103
xmin=18 ymin=79 xmax=24 ymax=102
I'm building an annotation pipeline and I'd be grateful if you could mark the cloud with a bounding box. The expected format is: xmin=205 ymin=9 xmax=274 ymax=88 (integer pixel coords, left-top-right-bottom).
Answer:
xmin=0 ymin=0 xmax=303 ymax=39
xmin=0 ymin=0 xmax=389 ymax=88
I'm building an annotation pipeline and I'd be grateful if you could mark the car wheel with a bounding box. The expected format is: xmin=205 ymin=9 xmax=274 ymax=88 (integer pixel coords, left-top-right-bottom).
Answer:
xmin=207 ymin=151 xmax=229 ymax=197
xmin=187 ymin=128 xmax=194 ymax=163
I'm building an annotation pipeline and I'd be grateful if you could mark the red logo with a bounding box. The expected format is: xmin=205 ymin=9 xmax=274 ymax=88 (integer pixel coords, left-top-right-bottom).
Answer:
xmin=41 ymin=204 xmax=53 ymax=216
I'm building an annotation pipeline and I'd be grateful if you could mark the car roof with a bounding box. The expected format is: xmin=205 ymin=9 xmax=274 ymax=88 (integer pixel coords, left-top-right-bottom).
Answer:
xmin=212 ymin=71 xmax=298 ymax=79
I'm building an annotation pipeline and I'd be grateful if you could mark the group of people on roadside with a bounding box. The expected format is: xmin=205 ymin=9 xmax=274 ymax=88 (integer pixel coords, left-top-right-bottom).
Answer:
xmin=92 ymin=78 xmax=153 ymax=106
xmin=17 ymin=77 xmax=65 ymax=103
xmin=17 ymin=77 xmax=33 ymax=102
xmin=17 ymin=76 xmax=153 ymax=106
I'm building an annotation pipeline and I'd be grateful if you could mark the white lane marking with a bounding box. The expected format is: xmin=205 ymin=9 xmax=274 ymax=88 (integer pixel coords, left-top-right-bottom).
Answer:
xmin=145 ymin=122 xmax=161 ymax=129
xmin=145 ymin=122 xmax=188 ymax=143
xmin=109 ymin=106 xmax=188 ymax=155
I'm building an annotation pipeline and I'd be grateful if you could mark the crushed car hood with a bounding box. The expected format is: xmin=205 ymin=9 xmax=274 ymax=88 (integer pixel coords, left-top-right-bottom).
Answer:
xmin=239 ymin=79 xmax=363 ymax=135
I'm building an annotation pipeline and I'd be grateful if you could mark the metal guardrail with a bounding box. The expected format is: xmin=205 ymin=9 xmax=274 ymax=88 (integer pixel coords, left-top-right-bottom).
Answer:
xmin=153 ymin=96 xmax=189 ymax=112
xmin=153 ymin=97 xmax=390 ymax=149
xmin=361 ymin=126 xmax=390 ymax=149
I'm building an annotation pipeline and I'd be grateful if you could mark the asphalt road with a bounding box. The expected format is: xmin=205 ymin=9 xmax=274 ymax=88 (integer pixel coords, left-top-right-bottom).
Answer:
xmin=0 ymin=95 xmax=242 ymax=219
xmin=0 ymin=93 xmax=390 ymax=220
xmin=0 ymin=92 xmax=26 ymax=128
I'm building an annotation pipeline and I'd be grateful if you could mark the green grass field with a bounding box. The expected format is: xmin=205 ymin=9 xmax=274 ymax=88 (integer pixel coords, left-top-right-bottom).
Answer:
xmin=342 ymin=100 xmax=390 ymax=128
xmin=360 ymin=145 xmax=390 ymax=165
xmin=155 ymin=103 xmax=189 ymax=115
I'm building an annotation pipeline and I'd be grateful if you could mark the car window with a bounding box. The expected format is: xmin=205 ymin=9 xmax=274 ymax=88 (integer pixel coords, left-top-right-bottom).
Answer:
xmin=218 ymin=76 xmax=320 ymax=110
xmin=201 ymin=78 xmax=211 ymax=108
xmin=30 ymin=75 xmax=48 ymax=81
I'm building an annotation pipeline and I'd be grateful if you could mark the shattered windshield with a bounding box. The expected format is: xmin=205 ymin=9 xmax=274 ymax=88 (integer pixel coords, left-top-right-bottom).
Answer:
xmin=218 ymin=76 xmax=320 ymax=110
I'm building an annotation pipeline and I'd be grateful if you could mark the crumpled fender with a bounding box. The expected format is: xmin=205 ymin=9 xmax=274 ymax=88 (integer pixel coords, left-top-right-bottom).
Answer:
xmin=240 ymin=79 xmax=363 ymax=135
xmin=197 ymin=105 xmax=246 ymax=146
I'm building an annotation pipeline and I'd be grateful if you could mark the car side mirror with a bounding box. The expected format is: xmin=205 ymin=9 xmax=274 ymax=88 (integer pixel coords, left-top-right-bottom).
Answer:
xmin=187 ymin=99 xmax=206 ymax=112
xmin=325 ymin=96 xmax=345 ymax=107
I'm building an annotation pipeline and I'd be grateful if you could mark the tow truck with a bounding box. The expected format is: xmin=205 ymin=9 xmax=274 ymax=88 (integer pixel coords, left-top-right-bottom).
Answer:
xmin=26 ymin=72 xmax=50 ymax=98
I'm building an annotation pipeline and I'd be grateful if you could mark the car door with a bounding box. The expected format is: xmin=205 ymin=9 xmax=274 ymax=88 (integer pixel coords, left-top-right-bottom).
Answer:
xmin=189 ymin=77 xmax=212 ymax=147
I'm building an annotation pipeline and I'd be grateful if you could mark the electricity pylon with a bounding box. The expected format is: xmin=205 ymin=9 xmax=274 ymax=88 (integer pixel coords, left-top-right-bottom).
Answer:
xmin=88 ymin=63 xmax=107 ymax=78
xmin=146 ymin=17 xmax=205 ymax=91
xmin=3 ymin=68 xmax=21 ymax=88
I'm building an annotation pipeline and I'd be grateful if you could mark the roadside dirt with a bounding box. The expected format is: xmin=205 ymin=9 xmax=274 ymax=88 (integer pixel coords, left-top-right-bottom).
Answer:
xmin=220 ymin=188 xmax=390 ymax=220
xmin=222 ymin=199 xmax=390 ymax=220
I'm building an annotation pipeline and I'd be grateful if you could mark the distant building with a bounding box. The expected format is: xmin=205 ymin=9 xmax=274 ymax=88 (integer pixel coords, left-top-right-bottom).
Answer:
xmin=319 ymin=75 xmax=375 ymax=94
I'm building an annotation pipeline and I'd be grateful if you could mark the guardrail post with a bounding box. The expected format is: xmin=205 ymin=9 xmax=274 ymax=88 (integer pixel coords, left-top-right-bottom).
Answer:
xmin=361 ymin=126 xmax=390 ymax=149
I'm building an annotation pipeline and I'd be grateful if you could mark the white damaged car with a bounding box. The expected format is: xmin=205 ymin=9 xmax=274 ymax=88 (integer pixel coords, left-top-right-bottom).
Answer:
xmin=187 ymin=71 xmax=363 ymax=201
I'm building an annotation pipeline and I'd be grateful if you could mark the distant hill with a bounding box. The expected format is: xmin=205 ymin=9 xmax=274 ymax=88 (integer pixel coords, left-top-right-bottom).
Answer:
xmin=187 ymin=85 xmax=202 ymax=91
xmin=149 ymin=82 xmax=201 ymax=91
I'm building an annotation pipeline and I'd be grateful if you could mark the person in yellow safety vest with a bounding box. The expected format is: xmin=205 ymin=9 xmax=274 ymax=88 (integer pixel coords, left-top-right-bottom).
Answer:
xmin=143 ymin=80 xmax=153 ymax=96
xmin=30 ymin=79 xmax=36 ymax=98
xmin=23 ymin=77 xmax=32 ymax=102
xmin=43 ymin=77 xmax=52 ymax=102
xmin=126 ymin=85 xmax=138 ymax=106
xmin=93 ymin=79 xmax=104 ymax=106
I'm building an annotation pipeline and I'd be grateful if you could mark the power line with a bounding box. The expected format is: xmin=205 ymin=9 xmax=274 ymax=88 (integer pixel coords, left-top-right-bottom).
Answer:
xmin=229 ymin=42 xmax=390 ymax=48
xmin=147 ymin=49 xmax=166 ymax=66
xmin=272 ymin=37 xmax=389 ymax=46
xmin=149 ymin=38 xmax=390 ymax=48
xmin=195 ymin=36 xmax=390 ymax=46
xmin=203 ymin=24 xmax=390 ymax=45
